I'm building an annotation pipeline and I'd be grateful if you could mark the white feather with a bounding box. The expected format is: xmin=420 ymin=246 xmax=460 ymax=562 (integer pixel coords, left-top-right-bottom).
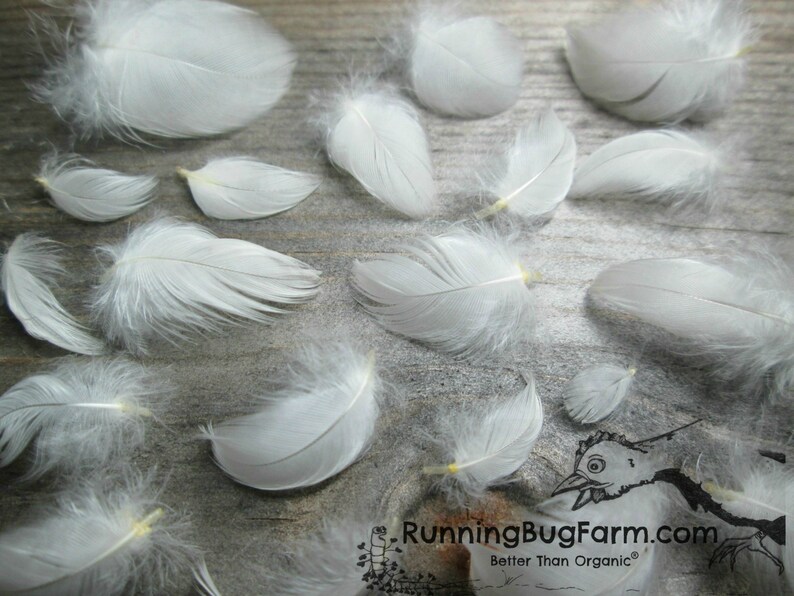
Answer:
xmin=34 ymin=0 xmax=295 ymax=139
xmin=476 ymin=110 xmax=576 ymax=219
xmin=178 ymin=157 xmax=321 ymax=220
xmin=193 ymin=559 xmax=222 ymax=596
xmin=589 ymin=253 xmax=794 ymax=399
xmin=37 ymin=152 xmax=157 ymax=222
xmin=351 ymin=226 xmax=537 ymax=361
xmin=92 ymin=217 xmax=320 ymax=354
xmin=468 ymin=490 xmax=665 ymax=595
xmin=424 ymin=376 xmax=543 ymax=505
xmin=570 ymin=130 xmax=722 ymax=211
xmin=566 ymin=0 xmax=755 ymax=123
xmin=407 ymin=6 xmax=523 ymax=117
xmin=563 ymin=364 xmax=636 ymax=424
xmin=695 ymin=447 xmax=791 ymax=594
xmin=202 ymin=342 xmax=383 ymax=491
xmin=0 ymin=357 xmax=161 ymax=480
xmin=1 ymin=233 xmax=104 ymax=355
xmin=268 ymin=519 xmax=384 ymax=595
xmin=0 ymin=475 xmax=195 ymax=595
xmin=322 ymin=83 xmax=435 ymax=219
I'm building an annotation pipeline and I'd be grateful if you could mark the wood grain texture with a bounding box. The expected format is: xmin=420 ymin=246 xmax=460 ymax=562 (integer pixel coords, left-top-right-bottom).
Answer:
xmin=0 ymin=0 xmax=792 ymax=594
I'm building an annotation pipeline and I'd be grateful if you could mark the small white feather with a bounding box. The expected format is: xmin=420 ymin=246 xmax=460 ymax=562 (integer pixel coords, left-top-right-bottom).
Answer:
xmin=37 ymin=153 xmax=157 ymax=222
xmin=92 ymin=217 xmax=320 ymax=354
xmin=322 ymin=83 xmax=435 ymax=219
xmin=566 ymin=0 xmax=755 ymax=123
xmin=351 ymin=226 xmax=537 ymax=361
xmin=177 ymin=157 xmax=321 ymax=220
xmin=563 ymin=364 xmax=636 ymax=424
xmin=589 ymin=253 xmax=794 ymax=399
xmin=407 ymin=6 xmax=523 ymax=117
xmin=268 ymin=519 xmax=384 ymax=595
xmin=476 ymin=110 xmax=576 ymax=219
xmin=1 ymin=233 xmax=104 ymax=355
xmin=570 ymin=130 xmax=722 ymax=211
xmin=193 ymin=559 xmax=222 ymax=596
xmin=0 ymin=357 xmax=161 ymax=480
xmin=34 ymin=0 xmax=296 ymax=139
xmin=424 ymin=376 xmax=543 ymax=505
xmin=202 ymin=341 xmax=383 ymax=491
xmin=0 ymin=475 xmax=195 ymax=595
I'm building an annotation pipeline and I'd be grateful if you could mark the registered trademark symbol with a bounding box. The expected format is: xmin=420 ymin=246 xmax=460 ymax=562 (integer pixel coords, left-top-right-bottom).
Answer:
xmin=631 ymin=551 xmax=639 ymax=559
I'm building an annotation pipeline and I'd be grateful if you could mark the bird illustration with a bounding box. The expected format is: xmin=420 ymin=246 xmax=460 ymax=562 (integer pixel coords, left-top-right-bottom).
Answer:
xmin=552 ymin=421 xmax=787 ymax=575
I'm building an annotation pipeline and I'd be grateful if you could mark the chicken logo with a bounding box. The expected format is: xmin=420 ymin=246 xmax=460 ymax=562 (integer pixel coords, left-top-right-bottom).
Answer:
xmin=552 ymin=420 xmax=787 ymax=574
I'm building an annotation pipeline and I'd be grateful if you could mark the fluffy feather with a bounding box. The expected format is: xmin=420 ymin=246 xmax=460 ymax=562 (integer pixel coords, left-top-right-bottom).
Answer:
xmin=202 ymin=342 xmax=383 ymax=491
xmin=695 ymin=448 xmax=792 ymax=594
xmin=563 ymin=364 xmax=636 ymax=424
xmin=267 ymin=519 xmax=383 ymax=595
xmin=0 ymin=357 xmax=161 ymax=480
xmin=407 ymin=5 xmax=523 ymax=117
xmin=467 ymin=490 xmax=666 ymax=595
xmin=321 ymin=83 xmax=435 ymax=219
xmin=351 ymin=226 xmax=537 ymax=361
xmin=1 ymin=233 xmax=104 ymax=355
xmin=589 ymin=253 xmax=794 ymax=399
xmin=424 ymin=375 xmax=543 ymax=505
xmin=570 ymin=130 xmax=722 ymax=211
xmin=476 ymin=110 xmax=576 ymax=219
xmin=566 ymin=0 xmax=755 ymax=123
xmin=0 ymin=474 xmax=195 ymax=595
xmin=177 ymin=157 xmax=321 ymax=220
xmin=33 ymin=0 xmax=295 ymax=139
xmin=92 ymin=217 xmax=320 ymax=353
xmin=36 ymin=152 xmax=157 ymax=222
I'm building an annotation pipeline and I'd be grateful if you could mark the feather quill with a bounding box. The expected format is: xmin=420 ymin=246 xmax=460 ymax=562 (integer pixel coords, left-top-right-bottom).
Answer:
xmin=193 ymin=559 xmax=222 ymax=596
xmin=570 ymin=130 xmax=722 ymax=212
xmin=202 ymin=342 xmax=383 ymax=491
xmin=321 ymin=83 xmax=435 ymax=219
xmin=0 ymin=474 xmax=195 ymax=595
xmin=351 ymin=226 xmax=537 ymax=361
xmin=476 ymin=110 xmax=576 ymax=220
xmin=468 ymin=490 xmax=665 ymax=595
xmin=424 ymin=376 xmax=543 ymax=505
xmin=177 ymin=157 xmax=320 ymax=220
xmin=33 ymin=0 xmax=295 ymax=139
xmin=36 ymin=153 xmax=157 ymax=222
xmin=407 ymin=6 xmax=523 ymax=118
xmin=92 ymin=217 xmax=320 ymax=354
xmin=563 ymin=364 xmax=636 ymax=425
xmin=566 ymin=0 xmax=755 ymax=123
xmin=589 ymin=253 xmax=794 ymax=399
xmin=1 ymin=233 xmax=104 ymax=355
xmin=0 ymin=357 xmax=161 ymax=480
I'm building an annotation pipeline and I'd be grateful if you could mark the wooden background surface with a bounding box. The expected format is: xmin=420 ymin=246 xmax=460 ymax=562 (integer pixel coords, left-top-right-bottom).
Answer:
xmin=0 ymin=0 xmax=792 ymax=594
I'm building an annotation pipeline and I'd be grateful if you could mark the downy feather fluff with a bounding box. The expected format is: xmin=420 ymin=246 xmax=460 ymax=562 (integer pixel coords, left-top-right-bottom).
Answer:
xmin=589 ymin=253 xmax=794 ymax=399
xmin=202 ymin=341 xmax=383 ymax=491
xmin=476 ymin=110 xmax=576 ymax=220
xmin=468 ymin=490 xmax=666 ymax=595
xmin=33 ymin=0 xmax=295 ymax=139
xmin=563 ymin=364 xmax=636 ymax=424
xmin=566 ymin=0 xmax=755 ymax=123
xmin=424 ymin=375 xmax=543 ymax=505
xmin=321 ymin=83 xmax=435 ymax=219
xmin=569 ymin=130 xmax=722 ymax=212
xmin=178 ymin=157 xmax=321 ymax=220
xmin=92 ymin=217 xmax=320 ymax=353
xmin=267 ymin=519 xmax=385 ymax=595
xmin=37 ymin=152 xmax=157 ymax=222
xmin=0 ymin=357 xmax=162 ymax=480
xmin=407 ymin=5 xmax=523 ymax=118
xmin=0 ymin=475 xmax=195 ymax=595
xmin=351 ymin=226 xmax=537 ymax=361
xmin=695 ymin=448 xmax=792 ymax=594
xmin=1 ymin=233 xmax=104 ymax=355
